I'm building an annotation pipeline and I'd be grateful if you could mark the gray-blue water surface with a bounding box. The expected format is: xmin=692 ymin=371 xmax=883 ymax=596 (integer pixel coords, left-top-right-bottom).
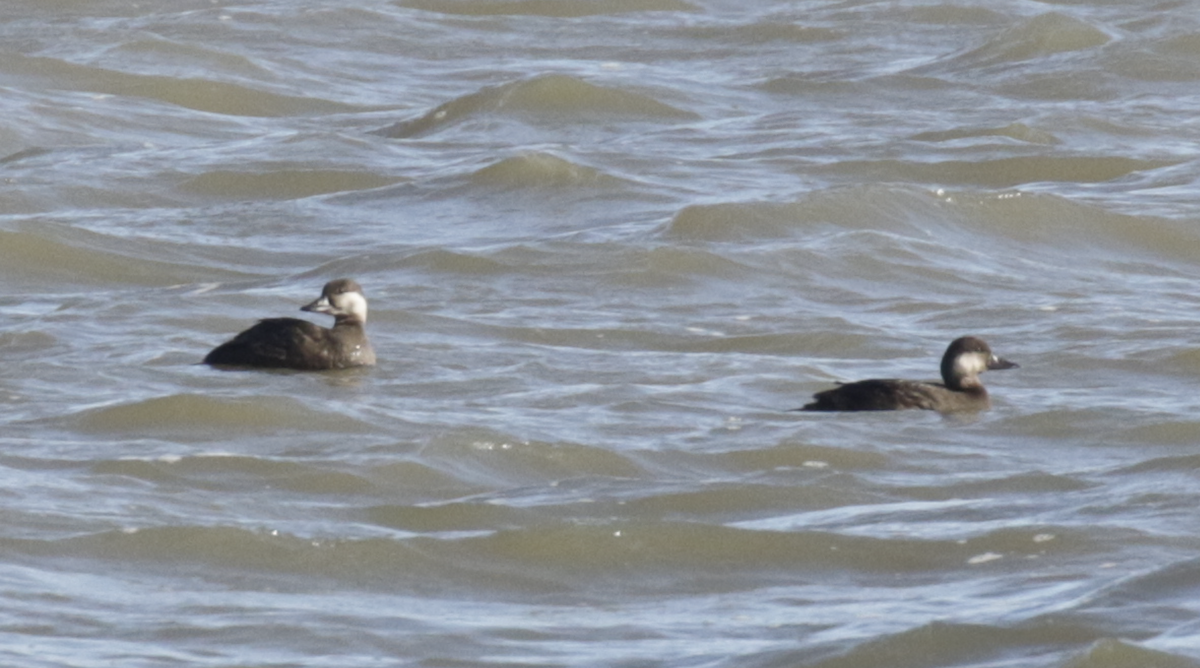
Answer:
xmin=3 ymin=1 xmax=1200 ymax=666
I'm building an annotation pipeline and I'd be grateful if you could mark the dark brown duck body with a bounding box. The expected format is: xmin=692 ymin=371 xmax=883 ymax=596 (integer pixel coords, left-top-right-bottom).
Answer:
xmin=800 ymin=336 xmax=1016 ymax=412
xmin=204 ymin=278 xmax=375 ymax=371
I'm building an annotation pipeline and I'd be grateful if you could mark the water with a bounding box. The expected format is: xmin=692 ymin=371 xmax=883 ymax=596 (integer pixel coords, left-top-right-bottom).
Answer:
xmin=2 ymin=0 xmax=1200 ymax=666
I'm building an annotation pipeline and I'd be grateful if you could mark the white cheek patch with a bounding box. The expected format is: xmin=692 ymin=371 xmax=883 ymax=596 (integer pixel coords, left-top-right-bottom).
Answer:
xmin=336 ymin=291 xmax=368 ymax=320
xmin=953 ymin=352 xmax=988 ymax=376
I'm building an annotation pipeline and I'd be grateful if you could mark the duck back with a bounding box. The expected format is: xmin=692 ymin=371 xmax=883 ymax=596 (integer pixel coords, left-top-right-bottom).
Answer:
xmin=204 ymin=317 xmax=369 ymax=370
xmin=803 ymin=379 xmax=987 ymax=412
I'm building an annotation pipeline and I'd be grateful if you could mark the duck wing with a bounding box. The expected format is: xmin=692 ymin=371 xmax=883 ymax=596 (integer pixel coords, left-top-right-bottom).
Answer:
xmin=800 ymin=379 xmax=943 ymax=411
xmin=203 ymin=318 xmax=332 ymax=370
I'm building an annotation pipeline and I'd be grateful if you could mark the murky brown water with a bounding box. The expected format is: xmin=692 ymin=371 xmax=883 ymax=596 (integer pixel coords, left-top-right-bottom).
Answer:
xmin=3 ymin=1 xmax=1200 ymax=666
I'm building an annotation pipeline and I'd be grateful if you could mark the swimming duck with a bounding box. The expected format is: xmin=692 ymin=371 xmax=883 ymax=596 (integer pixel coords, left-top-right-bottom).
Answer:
xmin=800 ymin=336 xmax=1016 ymax=412
xmin=204 ymin=278 xmax=375 ymax=370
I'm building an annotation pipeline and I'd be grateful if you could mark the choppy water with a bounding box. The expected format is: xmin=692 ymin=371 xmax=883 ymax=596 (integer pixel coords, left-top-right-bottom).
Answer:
xmin=3 ymin=1 xmax=1200 ymax=666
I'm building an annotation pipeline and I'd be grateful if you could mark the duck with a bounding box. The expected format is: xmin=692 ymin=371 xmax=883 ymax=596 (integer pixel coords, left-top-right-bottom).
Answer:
xmin=204 ymin=278 xmax=375 ymax=371
xmin=799 ymin=336 xmax=1016 ymax=412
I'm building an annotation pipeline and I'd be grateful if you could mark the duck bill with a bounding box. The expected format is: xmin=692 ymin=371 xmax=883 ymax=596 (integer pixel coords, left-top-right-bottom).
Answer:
xmin=988 ymin=356 xmax=1018 ymax=370
xmin=301 ymin=295 xmax=334 ymax=315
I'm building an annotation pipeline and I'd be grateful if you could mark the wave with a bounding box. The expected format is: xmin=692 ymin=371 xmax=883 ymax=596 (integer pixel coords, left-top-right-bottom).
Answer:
xmin=373 ymin=74 xmax=697 ymax=138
